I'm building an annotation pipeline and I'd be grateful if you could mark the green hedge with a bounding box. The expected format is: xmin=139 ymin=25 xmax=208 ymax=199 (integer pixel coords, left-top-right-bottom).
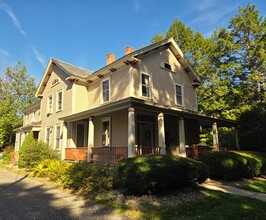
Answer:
xmin=116 ymin=155 xmax=209 ymax=195
xmin=61 ymin=162 xmax=114 ymax=193
xmin=198 ymin=151 xmax=262 ymax=181
xmin=234 ymin=151 xmax=266 ymax=174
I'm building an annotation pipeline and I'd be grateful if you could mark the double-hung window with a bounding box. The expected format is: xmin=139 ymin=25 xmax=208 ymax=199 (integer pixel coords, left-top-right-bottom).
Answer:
xmin=56 ymin=90 xmax=63 ymax=112
xmin=46 ymin=127 xmax=51 ymax=145
xmin=141 ymin=73 xmax=150 ymax=97
xmin=55 ymin=124 xmax=61 ymax=150
xmin=102 ymin=119 xmax=110 ymax=147
xmin=102 ymin=79 xmax=110 ymax=102
xmin=175 ymin=84 xmax=183 ymax=105
xmin=47 ymin=95 xmax=53 ymax=114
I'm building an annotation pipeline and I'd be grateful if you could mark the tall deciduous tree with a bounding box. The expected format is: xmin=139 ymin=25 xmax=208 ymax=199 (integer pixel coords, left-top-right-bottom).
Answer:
xmin=0 ymin=61 xmax=36 ymax=148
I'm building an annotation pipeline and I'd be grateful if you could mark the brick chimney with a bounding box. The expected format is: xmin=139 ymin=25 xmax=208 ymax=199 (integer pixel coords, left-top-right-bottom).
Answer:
xmin=125 ymin=46 xmax=134 ymax=55
xmin=106 ymin=53 xmax=115 ymax=65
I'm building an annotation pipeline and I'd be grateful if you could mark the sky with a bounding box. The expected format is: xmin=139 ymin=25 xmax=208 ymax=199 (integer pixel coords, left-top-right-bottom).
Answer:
xmin=0 ymin=0 xmax=265 ymax=84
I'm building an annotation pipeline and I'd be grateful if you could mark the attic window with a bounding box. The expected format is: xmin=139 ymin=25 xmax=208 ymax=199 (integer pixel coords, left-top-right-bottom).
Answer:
xmin=51 ymin=78 xmax=60 ymax=87
xmin=160 ymin=62 xmax=172 ymax=71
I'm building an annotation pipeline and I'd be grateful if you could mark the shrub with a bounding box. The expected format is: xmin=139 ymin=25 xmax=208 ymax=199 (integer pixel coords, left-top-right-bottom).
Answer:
xmin=34 ymin=159 xmax=70 ymax=181
xmin=116 ymin=155 xmax=209 ymax=195
xmin=236 ymin=151 xmax=266 ymax=174
xmin=2 ymin=146 xmax=14 ymax=164
xmin=233 ymin=151 xmax=262 ymax=177
xmin=198 ymin=151 xmax=262 ymax=181
xmin=61 ymin=162 xmax=114 ymax=193
xmin=18 ymin=131 xmax=60 ymax=169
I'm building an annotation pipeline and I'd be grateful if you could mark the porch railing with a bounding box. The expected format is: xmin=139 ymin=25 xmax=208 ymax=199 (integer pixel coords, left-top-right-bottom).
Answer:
xmin=135 ymin=146 xmax=161 ymax=156
xmin=91 ymin=147 xmax=128 ymax=163
xmin=65 ymin=147 xmax=88 ymax=161
xmin=185 ymin=146 xmax=218 ymax=159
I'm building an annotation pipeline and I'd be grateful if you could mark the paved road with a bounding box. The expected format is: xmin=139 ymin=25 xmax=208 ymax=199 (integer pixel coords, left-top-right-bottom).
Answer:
xmin=0 ymin=168 xmax=127 ymax=220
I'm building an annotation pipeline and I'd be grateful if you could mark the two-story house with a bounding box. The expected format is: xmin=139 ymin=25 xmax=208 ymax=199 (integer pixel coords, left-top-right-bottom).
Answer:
xmin=14 ymin=38 xmax=236 ymax=163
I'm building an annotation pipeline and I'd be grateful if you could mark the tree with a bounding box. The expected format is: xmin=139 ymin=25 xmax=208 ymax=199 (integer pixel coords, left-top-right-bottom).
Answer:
xmin=0 ymin=61 xmax=37 ymax=148
xmin=216 ymin=3 xmax=266 ymax=110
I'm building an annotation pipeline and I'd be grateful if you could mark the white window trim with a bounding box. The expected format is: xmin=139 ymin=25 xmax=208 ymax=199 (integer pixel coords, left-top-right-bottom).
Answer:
xmin=140 ymin=72 xmax=152 ymax=99
xmin=101 ymin=117 xmax=111 ymax=147
xmin=54 ymin=123 xmax=61 ymax=150
xmin=47 ymin=95 xmax=53 ymax=115
xmin=56 ymin=89 xmax=63 ymax=112
xmin=101 ymin=77 xmax=111 ymax=104
xmin=174 ymin=83 xmax=183 ymax=106
xmin=45 ymin=126 xmax=51 ymax=146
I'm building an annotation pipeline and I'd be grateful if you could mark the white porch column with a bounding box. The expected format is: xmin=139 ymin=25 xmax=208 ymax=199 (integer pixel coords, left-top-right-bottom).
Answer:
xmin=212 ymin=122 xmax=219 ymax=149
xmin=158 ymin=112 xmax=166 ymax=154
xmin=87 ymin=116 xmax=95 ymax=162
xmin=179 ymin=117 xmax=186 ymax=157
xmin=128 ymin=107 xmax=136 ymax=157
xmin=61 ymin=122 xmax=67 ymax=160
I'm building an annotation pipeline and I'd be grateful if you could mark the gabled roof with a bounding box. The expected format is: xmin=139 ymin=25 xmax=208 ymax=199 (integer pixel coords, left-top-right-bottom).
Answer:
xmin=36 ymin=38 xmax=202 ymax=97
xmin=51 ymin=58 xmax=92 ymax=78
xmin=84 ymin=38 xmax=202 ymax=84
xmin=35 ymin=58 xmax=92 ymax=97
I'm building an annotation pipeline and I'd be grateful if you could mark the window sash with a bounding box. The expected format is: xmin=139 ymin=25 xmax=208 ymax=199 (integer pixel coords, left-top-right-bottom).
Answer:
xmin=55 ymin=125 xmax=60 ymax=149
xmin=141 ymin=74 xmax=150 ymax=97
xmin=102 ymin=120 xmax=110 ymax=146
xmin=175 ymin=84 xmax=183 ymax=105
xmin=47 ymin=96 xmax=52 ymax=113
xmin=46 ymin=127 xmax=50 ymax=145
xmin=57 ymin=91 xmax=62 ymax=111
xmin=102 ymin=80 xmax=110 ymax=102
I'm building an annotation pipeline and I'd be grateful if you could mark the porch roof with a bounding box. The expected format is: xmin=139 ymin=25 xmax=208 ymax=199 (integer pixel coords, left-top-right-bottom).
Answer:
xmin=59 ymin=97 xmax=236 ymax=128
xmin=13 ymin=124 xmax=41 ymax=132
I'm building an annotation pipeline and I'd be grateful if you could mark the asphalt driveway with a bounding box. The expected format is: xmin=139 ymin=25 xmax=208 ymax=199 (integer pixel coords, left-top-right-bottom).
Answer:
xmin=0 ymin=168 xmax=127 ymax=220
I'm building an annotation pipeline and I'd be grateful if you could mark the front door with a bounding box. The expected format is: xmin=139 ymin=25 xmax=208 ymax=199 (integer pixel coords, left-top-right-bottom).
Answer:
xmin=138 ymin=122 xmax=154 ymax=147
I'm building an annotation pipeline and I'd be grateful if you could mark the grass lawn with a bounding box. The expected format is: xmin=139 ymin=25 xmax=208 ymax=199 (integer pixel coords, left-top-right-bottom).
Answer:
xmin=243 ymin=180 xmax=266 ymax=194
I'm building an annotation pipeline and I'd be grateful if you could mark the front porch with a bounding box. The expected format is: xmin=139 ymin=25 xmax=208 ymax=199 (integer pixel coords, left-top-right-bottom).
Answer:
xmin=60 ymin=98 xmax=237 ymax=164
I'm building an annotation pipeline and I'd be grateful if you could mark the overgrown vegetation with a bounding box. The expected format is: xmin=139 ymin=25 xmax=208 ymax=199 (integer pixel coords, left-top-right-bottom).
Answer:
xmin=116 ymin=155 xmax=209 ymax=195
xmin=33 ymin=159 xmax=70 ymax=181
xmin=198 ymin=151 xmax=263 ymax=181
xmin=18 ymin=131 xmax=59 ymax=169
xmin=2 ymin=146 xmax=14 ymax=164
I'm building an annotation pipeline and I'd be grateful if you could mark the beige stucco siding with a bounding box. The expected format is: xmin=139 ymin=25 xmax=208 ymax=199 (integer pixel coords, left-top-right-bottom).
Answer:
xmin=132 ymin=48 xmax=197 ymax=111
xmin=88 ymin=67 xmax=131 ymax=109
xmin=94 ymin=109 xmax=128 ymax=147
xmin=72 ymin=84 xmax=89 ymax=114
xmin=39 ymin=65 xmax=73 ymax=147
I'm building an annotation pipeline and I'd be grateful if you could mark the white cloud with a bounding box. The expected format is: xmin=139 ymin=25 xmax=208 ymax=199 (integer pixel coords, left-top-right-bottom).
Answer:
xmin=187 ymin=2 xmax=237 ymax=27
xmin=0 ymin=49 xmax=10 ymax=57
xmin=0 ymin=2 xmax=46 ymax=68
xmin=31 ymin=45 xmax=46 ymax=68
xmin=0 ymin=2 xmax=27 ymax=37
